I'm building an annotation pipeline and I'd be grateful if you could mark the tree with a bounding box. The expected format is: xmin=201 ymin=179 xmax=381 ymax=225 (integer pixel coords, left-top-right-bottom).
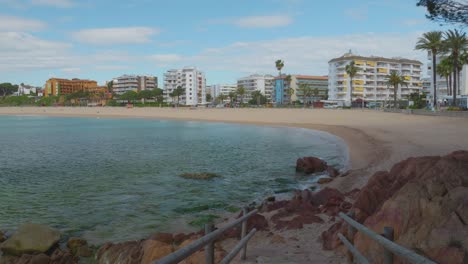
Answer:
xmin=217 ymin=94 xmax=227 ymax=104
xmin=172 ymin=86 xmax=185 ymax=106
xmin=275 ymin=60 xmax=284 ymax=77
xmin=228 ymin=91 xmax=237 ymax=105
xmin=345 ymin=61 xmax=359 ymax=106
xmin=386 ymin=71 xmax=408 ymax=109
xmin=251 ymin=90 xmax=262 ymax=106
xmin=415 ymin=31 xmax=443 ymax=107
xmin=137 ymin=90 xmax=154 ymax=104
xmin=443 ymin=29 xmax=468 ymax=106
xmin=312 ymin=88 xmax=320 ymax=101
xmin=298 ymin=83 xmax=312 ymax=108
xmin=417 ymin=0 xmax=468 ymax=26
xmin=206 ymin=93 xmax=212 ymax=103
xmin=437 ymin=57 xmax=453 ymax=96
xmin=0 ymin=83 xmax=18 ymax=97
xmin=152 ymin=88 xmax=164 ymax=103
xmin=236 ymin=86 xmax=246 ymax=105
xmin=119 ymin=91 xmax=138 ymax=104
xmin=286 ymin=87 xmax=295 ymax=105
xmin=107 ymin=80 xmax=113 ymax=93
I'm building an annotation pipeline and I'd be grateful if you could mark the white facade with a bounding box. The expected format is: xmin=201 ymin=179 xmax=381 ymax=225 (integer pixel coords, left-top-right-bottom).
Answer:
xmin=163 ymin=67 xmax=206 ymax=106
xmin=112 ymin=75 xmax=158 ymax=95
xmin=237 ymin=74 xmax=274 ymax=102
xmin=208 ymin=84 xmax=237 ymax=103
xmin=328 ymin=52 xmax=423 ymax=104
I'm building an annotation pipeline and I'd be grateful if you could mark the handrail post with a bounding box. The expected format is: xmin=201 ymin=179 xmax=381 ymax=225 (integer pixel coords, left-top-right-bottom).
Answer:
xmin=346 ymin=211 xmax=356 ymax=263
xmin=383 ymin=227 xmax=394 ymax=264
xmin=241 ymin=207 xmax=248 ymax=260
xmin=205 ymin=223 xmax=215 ymax=264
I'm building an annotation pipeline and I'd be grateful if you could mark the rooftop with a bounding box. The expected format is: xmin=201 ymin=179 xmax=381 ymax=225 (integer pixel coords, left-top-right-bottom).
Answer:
xmin=329 ymin=51 xmax=423 ymax=65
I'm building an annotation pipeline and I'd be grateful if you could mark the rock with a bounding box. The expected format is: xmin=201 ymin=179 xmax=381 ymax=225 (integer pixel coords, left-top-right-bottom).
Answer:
xmin=326 ymin=166 xmax=340 ymax=177
xmin=179 ymin=173 xmax=221 ymax=180
xmin=0 ymin=253 xmax=51 ymax=264
xmin=266 ymin=196 xmax=275 ymax=202
xmin=149 ymin=233 xmax=173 ymax=244
xmin=50 ymin=248 xmax=78 ymax=264
xmin=141 ymin=240 xmax=174 ymax=264
xmin=0 ymin=223 xmax=60 ymax=256
xmin=317 ymin=177 xmax=333 ymax=184
xmin=271 ymin=235 xmax=286 ymax=244
xmin=74 ymin=246 xmax=93 ymax=258
xmin=96 ymin=241 xmax=143 ymax=264
xmin=0 ymin=232 xmax=4 ymax=243
xmin=310 ymin=187 xmax=345 ymax=206
xmin=322 ymin=151 xmax=468 ymax=264
xmin=296 ymin=157 xmax=328 ymax=174
xmin=344 ymin=188 xmax=360 ymax=199
xmin=66 ymin=237 xmax=93 ymax=257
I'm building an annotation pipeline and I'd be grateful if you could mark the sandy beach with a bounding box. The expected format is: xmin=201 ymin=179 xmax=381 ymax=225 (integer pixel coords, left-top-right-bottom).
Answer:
xmin=3 ymin=107 xmax=468 ymax=263
xmin=2 ymin=106 xmax=468 ymax=192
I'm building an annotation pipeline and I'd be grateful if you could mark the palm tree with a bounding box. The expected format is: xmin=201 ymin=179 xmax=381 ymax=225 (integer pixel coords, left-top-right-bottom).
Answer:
xmin=386 ymin=71 xmax=408 ymax=109
xmin=286 ymin=87 xmax=294 ymax=105
xmin=217 ymin=94 xmax=227 ymax=104
xmin=437 ymin=57 xmax=453 ymax=96
xmin=415 ymin=31 xmax=443 ymax=107
xmin=251 ymin=90 xmax=262 ymax=106
xmin=345 ymin=61 xmax=359 ymax=107
xmin=275 ymin=60 xmax=285 ymax=105
xmin=275 ymin=60 xmax=284 ymax=77
xmin=228 ymin=91 xmax=237 ymax=106
xmin=298 ymin=83 xmax=311 ymax=108
xmin=443 ymin=29 xmax=468 ymax=106
xmin=172 ymin=86 xmax=185 ymax=106
xmin=236 ymin=86 xmax=246 ymax=105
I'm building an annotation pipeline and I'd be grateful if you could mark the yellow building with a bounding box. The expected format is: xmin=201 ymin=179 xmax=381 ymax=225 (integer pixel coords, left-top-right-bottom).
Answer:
xmin=44 ymin=78 xmax=99 ymax=97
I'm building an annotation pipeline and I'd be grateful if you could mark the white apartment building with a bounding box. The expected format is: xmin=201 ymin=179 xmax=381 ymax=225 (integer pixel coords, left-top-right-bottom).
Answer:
xmin=328 ymin=51 xmax=423 ymax=104
xmin=427 ymin=51 xmax=468 ymax=102
xmin=237 ymin=74 xmax=275 ymax=102
xmin=208 ymin=84 xmax=237 ymax=103
xmin=163 ymin=67 xmax=206 ymax=106
xmin=112 ymin=75 xmax=158 ymax=95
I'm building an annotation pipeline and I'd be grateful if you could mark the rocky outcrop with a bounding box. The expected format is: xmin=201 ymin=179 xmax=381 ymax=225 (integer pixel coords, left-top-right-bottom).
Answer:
xmin=0 ymin=232 xmax=5 ymax=243
xmin=296 ymin=157 xmax=328 ymax=174
xmin=96 ymin=232 xmax=225 ymax=264
xmin=0 ymin=224 xmax=60 ymax=256
xmin=322 ymin=151 xmax=468 ymax=264
xmin=318 ymin=177 xmax=333 ymax=184
xmin=296 ymin=157 xmax=340 ymax=178
xmin=66 ymin=237 xmax=93 ymax=257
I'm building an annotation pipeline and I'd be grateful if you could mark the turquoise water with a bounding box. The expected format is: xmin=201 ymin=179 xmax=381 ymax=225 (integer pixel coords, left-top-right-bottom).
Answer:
xmin=0 ymin=115 xmax=347 ymax=244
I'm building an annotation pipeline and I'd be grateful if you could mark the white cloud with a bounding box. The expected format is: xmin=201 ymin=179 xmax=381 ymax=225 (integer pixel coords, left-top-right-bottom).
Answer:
xmin=233 ymin=15 xmax=293 ymax=28
xmin=94 ymin=65 xmax=132 ymax=71
xmin=31 ymin=0 xmax=75 ymax=8
xmin=61 ymin=67 xmax=80 ymax=73
xmin=72 ymin=27 xmax=160 ymax=45
xmin=150 ymin=32 xmax=427 ymax=77
xmin=0 ymin=15 xmax=47 ymax=31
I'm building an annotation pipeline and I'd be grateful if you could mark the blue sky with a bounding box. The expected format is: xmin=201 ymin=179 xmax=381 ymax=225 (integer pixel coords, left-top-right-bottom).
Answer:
xmin=0 ymin=0 xmax=451 ymax=86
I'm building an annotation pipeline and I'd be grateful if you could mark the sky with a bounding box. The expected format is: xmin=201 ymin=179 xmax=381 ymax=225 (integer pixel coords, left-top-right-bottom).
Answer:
xmin=0 ymin=0 xmax=453 ymax=87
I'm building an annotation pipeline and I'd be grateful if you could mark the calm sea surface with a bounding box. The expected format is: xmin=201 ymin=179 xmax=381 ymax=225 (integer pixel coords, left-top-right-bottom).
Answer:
xmin=0 ymin=115 xmax=347 ymax=244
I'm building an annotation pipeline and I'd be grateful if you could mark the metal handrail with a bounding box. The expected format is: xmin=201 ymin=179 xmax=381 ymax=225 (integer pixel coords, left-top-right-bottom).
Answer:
xmin=339 ymin=212 xmax=437 ymax=264
xmin=155 ymin=209 xmax=258 ymax=264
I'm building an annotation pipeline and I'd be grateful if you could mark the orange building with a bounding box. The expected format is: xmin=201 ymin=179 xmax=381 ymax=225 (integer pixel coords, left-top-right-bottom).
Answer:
xmin=44 ymin=78 xmax=99 ymax=97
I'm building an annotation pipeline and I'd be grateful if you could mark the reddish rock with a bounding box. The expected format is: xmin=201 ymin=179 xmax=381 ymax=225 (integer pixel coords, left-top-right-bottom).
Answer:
xmin=0 ymin=231 xmax=5 ymax=243
xmin=322 ymin=151 xmax=468 ymax=264
xmin=141 ymin=240 xmax=174 ymax=264
xmin=310 ymin=187 xmax=345 ymax=206
xmin=96 ymin=241 xmax=143 ymax=264
xmin=149 ymin=232 xmax=173 ymax=244
xmin=344 ymin=188 xmax=361 ymax=199
xmin=321 ymin=222 xmax=344 ymax=250
xmin=50 ymin=248 xmax=78 ymax=264
xmin=296 ymin=157 xmax=328 ymax=174
xmin=326 ymin=166 xmax=340 ymax=177
xmin=317 ymin=177 xmax=333 ymax=184
xmin=173 ymin=233 xmax=193 ymax=244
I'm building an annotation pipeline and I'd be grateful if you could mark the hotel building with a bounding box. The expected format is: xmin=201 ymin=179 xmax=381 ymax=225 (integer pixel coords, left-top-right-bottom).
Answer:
xmin=237 ymin=74 xmax=274 ymax=102
xmin=112 ymin=75 xmax=158 ymax=95
xmin=328 ymin=51 xmax=423 ymax=104
xmin=208 ymin=84 xmax=237 ymax=103
xmin=163 ymin=67 xmax=206 ymax=106
xmin=44 ymin=78 xmax=102 ymax=97
xmin=275 ymin=75 xmax=328 ymax=104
